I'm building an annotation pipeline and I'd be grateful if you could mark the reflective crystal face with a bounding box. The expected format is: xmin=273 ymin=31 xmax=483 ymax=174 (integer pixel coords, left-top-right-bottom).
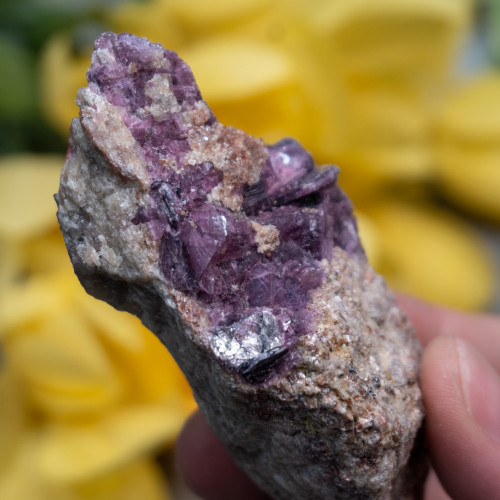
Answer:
xmin=211 ymin=310 xmax=290 ymax=383
xmin=211 ymin=310 xmax=284 ymax=362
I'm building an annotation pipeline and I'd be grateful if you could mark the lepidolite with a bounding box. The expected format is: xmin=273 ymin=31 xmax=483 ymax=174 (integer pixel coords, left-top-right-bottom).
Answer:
xmin=56 ymin=32 xmax=427 ymax=499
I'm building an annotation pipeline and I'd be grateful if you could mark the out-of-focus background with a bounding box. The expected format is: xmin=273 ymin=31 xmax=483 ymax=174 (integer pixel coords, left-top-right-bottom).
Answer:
xmin=1 ymin=0 xmax=500 ymax=498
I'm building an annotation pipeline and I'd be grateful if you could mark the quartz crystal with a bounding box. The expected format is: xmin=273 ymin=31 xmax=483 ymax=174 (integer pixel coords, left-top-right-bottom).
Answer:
xmin=56 ymin=32 xmax=427 ymax=499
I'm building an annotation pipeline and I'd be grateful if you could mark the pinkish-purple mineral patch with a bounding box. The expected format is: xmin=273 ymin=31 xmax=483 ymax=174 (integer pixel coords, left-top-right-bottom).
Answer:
xmin=57 ymin=32 xmax=427 ymax=500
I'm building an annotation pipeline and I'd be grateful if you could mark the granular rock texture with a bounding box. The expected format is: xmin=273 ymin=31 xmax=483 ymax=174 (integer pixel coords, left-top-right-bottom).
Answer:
xmin=56 ymin=32 xmax=427 ymax=499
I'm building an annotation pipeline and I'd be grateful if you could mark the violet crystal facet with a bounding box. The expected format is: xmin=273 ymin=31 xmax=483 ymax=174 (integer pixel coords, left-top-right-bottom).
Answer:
xmin=56 ymin=32 xmax=427 ymax=500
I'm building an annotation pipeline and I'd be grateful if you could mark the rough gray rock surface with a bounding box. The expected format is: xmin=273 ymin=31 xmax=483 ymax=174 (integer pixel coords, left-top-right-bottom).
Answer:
xmin=56 ymin=32 xmax=427 ymax=500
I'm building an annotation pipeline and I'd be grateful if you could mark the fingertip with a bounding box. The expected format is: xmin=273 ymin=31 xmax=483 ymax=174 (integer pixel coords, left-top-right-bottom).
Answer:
xmin=423 ymin=469 xmax=452 ymax=500
xmin=395 ymin=293 xmax=442 ymax=346
xmin=397 ymin=293 xmax=500 ymax=370
xmin=420 ymin=336 xmax=459 ymax=418
xmin=175 ymin=412 xmax=213 ymax=497
xmin=421 ymin=336 xmax=500 ymax=500
xmin=175 ymin=411 xmax=271 ymax=500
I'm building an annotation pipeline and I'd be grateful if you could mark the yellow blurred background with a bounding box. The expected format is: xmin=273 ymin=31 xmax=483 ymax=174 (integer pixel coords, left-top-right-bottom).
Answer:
xmin=1 ymin=0 xmax=500 ymax=498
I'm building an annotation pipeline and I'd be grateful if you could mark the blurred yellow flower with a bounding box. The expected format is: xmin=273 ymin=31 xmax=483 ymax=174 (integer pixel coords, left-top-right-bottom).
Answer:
xmin=436 ymin=73 xmax=500 ymax=222
xmin=180 ymin=36 xmax=319 ymax=148
xmin=39 ymin=36 xmax=91 ymax=139
xmin=364 ymin=199 xmax=494 ymax=311
xmin=335 ymin=83 xmax=433 ymax=193
xmin=308 ymin=0 xmax=471 ymax=80
xmin=313 ymin=0 xmax=471 ymax=184
xmin=0 ymin=155 xmax=195 ymax=499
xmin=169 ymin=0 xmax=271 ymax=36
xmin=110 ymin=0 xmax=182 ymax=57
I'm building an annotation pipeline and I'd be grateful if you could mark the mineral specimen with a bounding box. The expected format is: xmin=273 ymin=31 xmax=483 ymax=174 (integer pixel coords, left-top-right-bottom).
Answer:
xmin=56 ymin=32 xmax=427 ymax=499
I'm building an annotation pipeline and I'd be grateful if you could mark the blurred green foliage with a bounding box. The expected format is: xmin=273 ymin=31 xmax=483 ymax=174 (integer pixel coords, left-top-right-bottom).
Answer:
xmin=0 ymin=0 xmax=130 ymax=154
xmin=484 ymin=0 xmax=500 ymax=64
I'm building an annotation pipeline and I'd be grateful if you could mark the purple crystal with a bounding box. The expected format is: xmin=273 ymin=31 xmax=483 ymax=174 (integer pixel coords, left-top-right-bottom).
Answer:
xmin=159 ymin=232 xmax=196 ymax=293
xmin=86 ymin=32 xmax=212 ymax=178
xmin=180 ymin=205 xmax=252 ymax=277
xmin=264 ymin=138 xmax=314 ymax=194
xmin=178 ymin=162 xmax=222 ymax=204
xmin=89 ymin=32 xmax=202 ymax=109
xmin=245 ymin=263 xmax=309 ymax=309
xmin=256 ymin=206 xmax=324 ymax=259
xmin=77 ymin=31 xmax=365 ymax=383
xmin=242 ymin=138 xmax=338 ymax=213
xmin=150 ymin=140 xmax=362 ymax=362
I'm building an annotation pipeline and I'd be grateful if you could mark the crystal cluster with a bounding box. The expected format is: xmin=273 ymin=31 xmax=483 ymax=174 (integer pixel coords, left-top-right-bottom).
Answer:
xmin=57 ymin=32 xmax=427 ymax=499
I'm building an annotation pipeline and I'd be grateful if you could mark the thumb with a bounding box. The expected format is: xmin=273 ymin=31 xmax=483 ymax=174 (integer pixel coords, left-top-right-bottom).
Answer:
xmin=421 ymin=336 xmax=500 ymax=500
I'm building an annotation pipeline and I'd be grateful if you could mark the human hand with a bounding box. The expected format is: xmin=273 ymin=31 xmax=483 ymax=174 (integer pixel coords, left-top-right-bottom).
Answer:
xmin=175 ymin=295 xmax=500 ymax=500
xmin=397 ymin=294 xmax=500 ymax=499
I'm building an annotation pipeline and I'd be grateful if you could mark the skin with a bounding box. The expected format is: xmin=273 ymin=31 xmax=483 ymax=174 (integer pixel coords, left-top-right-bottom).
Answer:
xmin=175 ymin=294 xmax=500 ymax=500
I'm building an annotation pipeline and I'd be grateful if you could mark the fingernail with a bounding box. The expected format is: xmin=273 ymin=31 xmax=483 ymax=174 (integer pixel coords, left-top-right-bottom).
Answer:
xmin=456 ymin=338 xmax=500 ymax=443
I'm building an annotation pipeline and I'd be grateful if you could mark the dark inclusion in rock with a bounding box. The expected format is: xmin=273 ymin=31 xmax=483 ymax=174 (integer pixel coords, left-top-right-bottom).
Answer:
xmin=212 ymin=310 xmax=290 ymax=383
xmin=57 ymin=32 xmax=427 ymax=500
